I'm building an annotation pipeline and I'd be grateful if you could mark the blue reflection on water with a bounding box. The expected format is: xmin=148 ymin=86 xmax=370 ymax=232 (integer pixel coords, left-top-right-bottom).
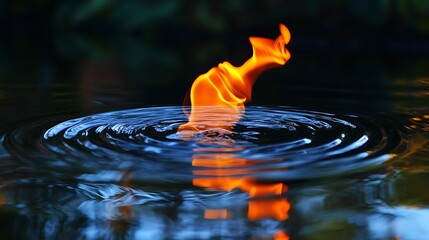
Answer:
xmin=3 ymin=106 xmax=407 ymax=182
xmin=0 ymin=105 xmax=417 ymax=239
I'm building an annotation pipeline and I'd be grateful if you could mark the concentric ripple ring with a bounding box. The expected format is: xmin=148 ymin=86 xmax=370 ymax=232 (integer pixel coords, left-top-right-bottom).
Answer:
xmin=3 ymin=106 xmax=408 ymax=181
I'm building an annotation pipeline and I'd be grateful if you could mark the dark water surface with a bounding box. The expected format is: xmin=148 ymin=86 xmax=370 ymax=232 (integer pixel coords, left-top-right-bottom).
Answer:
xmin=0 ymin=52 xmax=429 ymax=239
xmin=3 ymin=106 xmax=407 ymax=181
xmin=2 ymin=1 xmax=429 ymax=238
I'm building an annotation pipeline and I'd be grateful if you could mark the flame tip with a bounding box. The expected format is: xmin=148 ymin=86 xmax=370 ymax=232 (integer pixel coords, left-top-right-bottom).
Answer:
xmin=279 ymin=23 xmax=291 ymax=44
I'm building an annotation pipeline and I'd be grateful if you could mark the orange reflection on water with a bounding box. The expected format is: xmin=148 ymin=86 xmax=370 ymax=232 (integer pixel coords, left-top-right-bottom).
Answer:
xmin=274 ymin=230 xmax=290 ymax=240
xmin=107 ymin=171 xmax=134 ymax=234
xmin=194 ymin=175 xmax=289 ymax=222
xmin=248 ymin=197 xmax=289 ymax=221
xmin=193 ymin=152 xmax=290 ymax=224
xmin=193 ymin=154 xmax=287 ymax=176
xmin=204 ymin=209 xmax=232 ymax=219
xmin=0 ymin=186 xmax=5 ymax=206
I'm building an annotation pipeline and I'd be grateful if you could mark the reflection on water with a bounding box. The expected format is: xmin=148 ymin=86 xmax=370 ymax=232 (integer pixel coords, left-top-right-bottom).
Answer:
xmin=1 ymin=2 xmax=429 ymax=237
xmin=0 ymin=31 xmax=428 ymax=238
xmin=0 ymin=102 xmax=426 ymax=239
xmin=3 ymin=170 xmax=429 ymax=238
xmin=0 ymin=180 xmax=289 ymax=239
xmin=3 ymin=106 xmax=407 ymax=181
xmin=192 ymin=151 xmax=290 ymax=222
xmin=191 ymin=141 xmax=290 ymax=238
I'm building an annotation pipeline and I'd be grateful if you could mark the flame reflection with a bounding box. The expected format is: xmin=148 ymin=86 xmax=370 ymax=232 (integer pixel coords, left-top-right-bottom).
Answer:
xmin=191 ymin=151 xmax=290 ymax=240
xmin=192 ymin=152 xmax=290 ymax=240
xmin=192 ymin=152 xmax=290 ymax=222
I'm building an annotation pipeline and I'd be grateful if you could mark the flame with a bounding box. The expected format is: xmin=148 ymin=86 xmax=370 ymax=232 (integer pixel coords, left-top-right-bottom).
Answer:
xmin=179 ymin=24 xmax=291 ymax=132
xmin=180 ymin=23 xmax=291 ymax=238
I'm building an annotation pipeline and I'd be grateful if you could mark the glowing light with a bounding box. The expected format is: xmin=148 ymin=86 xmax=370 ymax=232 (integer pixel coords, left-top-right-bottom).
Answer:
xmin=180 ymin=24 xmax=292 ymax=239
xmin=204 ymin=209 xmax=232 ymax=219
xmin=274 ymin=231 xmax=290 ymax=240
xmin=179 ymin=24 xmax=291 ymax=132
xmin=248 ymin=197 xmax=289 ymax=221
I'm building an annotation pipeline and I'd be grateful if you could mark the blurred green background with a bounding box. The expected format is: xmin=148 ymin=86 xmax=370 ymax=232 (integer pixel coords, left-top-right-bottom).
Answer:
xmin=1 ymin=0 xmax=429 ymax=122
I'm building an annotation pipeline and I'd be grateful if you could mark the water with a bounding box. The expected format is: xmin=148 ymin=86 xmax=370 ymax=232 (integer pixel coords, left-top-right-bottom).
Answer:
xmin=3 ymin=106 xmax=407 ymax=181
xmin=1 ymin=37 xmax=429 ymax=238
xmin=0 ymin=102 xmax=427 ymax=239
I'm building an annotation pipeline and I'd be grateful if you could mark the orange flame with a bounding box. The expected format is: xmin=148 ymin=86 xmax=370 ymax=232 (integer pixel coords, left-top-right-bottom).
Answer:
xmin=181 ymin=23 xmax=291 ymax=238
xmin=179 ymin=24 xmax=291 ymax=132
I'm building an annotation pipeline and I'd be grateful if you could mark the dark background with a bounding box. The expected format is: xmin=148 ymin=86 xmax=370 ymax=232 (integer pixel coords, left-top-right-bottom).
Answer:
xmin=0 ymin=2 xmax=428 ymax=239
xmin=1 ymin=0 xmax=429 ymax=123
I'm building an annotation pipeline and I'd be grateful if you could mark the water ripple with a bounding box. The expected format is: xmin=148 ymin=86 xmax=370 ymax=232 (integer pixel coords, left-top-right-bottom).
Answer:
xmin=3 ymin=106 xmax=408 ymax=181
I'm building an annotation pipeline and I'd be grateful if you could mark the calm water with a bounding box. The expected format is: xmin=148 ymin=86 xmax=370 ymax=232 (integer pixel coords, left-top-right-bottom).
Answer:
xmin=0 ymin=51 xmax=428 ymax=239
